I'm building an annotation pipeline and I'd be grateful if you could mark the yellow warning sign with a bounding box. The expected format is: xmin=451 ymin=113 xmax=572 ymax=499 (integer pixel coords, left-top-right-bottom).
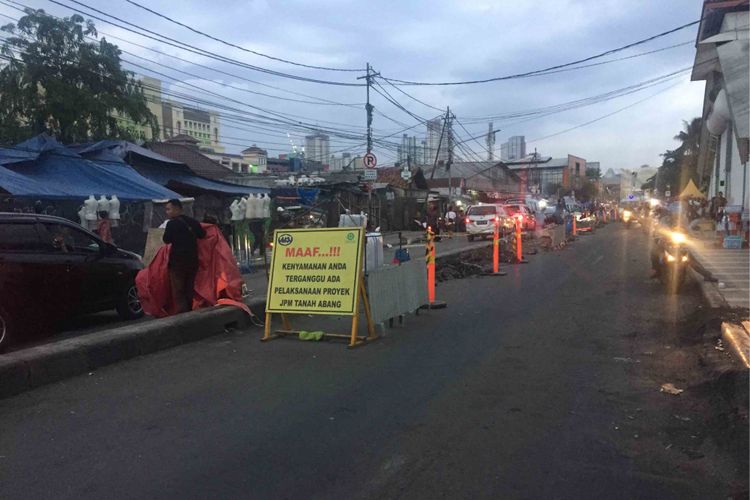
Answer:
xmin=266 ymin=227 xmax=364 ymax=315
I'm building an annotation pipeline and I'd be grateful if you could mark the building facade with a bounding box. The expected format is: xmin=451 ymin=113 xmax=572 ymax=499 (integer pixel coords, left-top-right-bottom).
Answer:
xmin=115 ymin=75 xmax=164 ymax=142
xmin=426 ymin=118 xmax=449 ymax=165
xmin=304 ymin=133 xmax=330 ymax=168
xmin=204 ymin=145 xmax=268 ymax=174
xmin=161 ymin=102 xmax=223 ymax=154
xmin=692 ymin=2 xmax=749 ymax=210
xmin=500 ymin=136 xmax=526 ymax=161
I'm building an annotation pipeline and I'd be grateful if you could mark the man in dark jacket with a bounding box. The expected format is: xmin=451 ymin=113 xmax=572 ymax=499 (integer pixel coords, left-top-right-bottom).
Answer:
xmin=163 ymin=199 xmax=206 ymax=313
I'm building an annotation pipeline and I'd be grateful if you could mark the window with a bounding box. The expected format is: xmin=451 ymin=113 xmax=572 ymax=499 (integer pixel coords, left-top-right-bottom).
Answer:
xmin=466 ymin=206 xmax=497 ymax=216
xmin=0 ymin=223 xmax=43 ymax=251
xmin=232 ymin=161 xmax=240 ymax=172
xmin=177 ymin=121 xmax=181 ymax=133
xmin=575 ymin=162 xmax=581 ymax=175
xmin=241 ymin=163 xmax=249 ymax=173
xmin=214 ymin=127 xmax=218 ymax=142
xmin=39 ymin=223 xmax=100 ymax=254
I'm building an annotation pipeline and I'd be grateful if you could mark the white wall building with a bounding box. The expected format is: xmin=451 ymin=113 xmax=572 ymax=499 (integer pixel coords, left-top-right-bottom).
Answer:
xmin=204 ymin=145 xmax=268 ymax=174
xmin=693 ymin=4 xmax=749 ymax=210
xmin=304 ymin=133 xmax=330 ymax=167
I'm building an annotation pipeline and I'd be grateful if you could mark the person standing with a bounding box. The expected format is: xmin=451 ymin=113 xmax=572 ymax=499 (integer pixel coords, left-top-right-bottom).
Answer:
xmin=445 ymin=205 xmax=457 ymax=239
xmin=163 ymin=199 xmax=206 ymax=314
xmin=95 ymin=211 xmax=114 ymax=244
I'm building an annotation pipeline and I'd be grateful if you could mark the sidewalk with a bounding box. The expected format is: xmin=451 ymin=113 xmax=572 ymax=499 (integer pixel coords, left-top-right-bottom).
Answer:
xmin=689 ymin=238 xmax=749 ymax=310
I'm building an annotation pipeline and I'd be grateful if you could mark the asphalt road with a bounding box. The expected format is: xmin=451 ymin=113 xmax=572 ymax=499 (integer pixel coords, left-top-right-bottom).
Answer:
xmin=0 ymin=224 xmax=742 ymax=499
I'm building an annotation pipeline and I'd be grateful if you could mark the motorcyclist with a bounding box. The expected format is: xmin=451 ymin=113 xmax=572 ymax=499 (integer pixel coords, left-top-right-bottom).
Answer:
xmin=650 ymin=206 xmax=683 ymax=278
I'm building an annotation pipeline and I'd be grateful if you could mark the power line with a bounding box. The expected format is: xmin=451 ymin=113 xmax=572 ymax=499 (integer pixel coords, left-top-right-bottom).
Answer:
xmin=123 ymin=0 xmax=363 ymax=73
xmin=528 ymin=81 xmax=684 ymax=143
xmin=43 ymin=0 xmax=364 ymax=86
xmin=0 ymin=2 xmax=365 ymax=107
xmin=371 ymin=79 xmax=430 ymax=123
xmin=376 ymin=76 xmax=445 ymax=112
xmin=380 ymin=19 xmax=701 ymax=85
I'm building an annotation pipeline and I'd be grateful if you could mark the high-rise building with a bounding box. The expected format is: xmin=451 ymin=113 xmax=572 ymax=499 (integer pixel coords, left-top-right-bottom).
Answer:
xmin=161 ymin=101 xmax=224 ymax=154
xmin=304 ymin=132 xmax=330 ymax=167
xmin=398 ymin=134 xmax=421 ymax=166
xmin=500 ymin=135 xmax=526 ymax=161
xmin=426 ymin=118 xmax=449 ymax=166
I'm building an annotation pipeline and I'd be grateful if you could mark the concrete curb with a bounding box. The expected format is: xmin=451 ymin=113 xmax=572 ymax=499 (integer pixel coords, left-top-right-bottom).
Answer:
xmin=688 ymin=266 xmax=729 ymax=309
xmin=0 ymin=298 xmax=266 ymax=400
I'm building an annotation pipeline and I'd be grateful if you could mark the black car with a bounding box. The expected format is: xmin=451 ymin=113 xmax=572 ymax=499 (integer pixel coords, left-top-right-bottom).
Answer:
xmin=0 ymin=212 xmax=144 ymax=350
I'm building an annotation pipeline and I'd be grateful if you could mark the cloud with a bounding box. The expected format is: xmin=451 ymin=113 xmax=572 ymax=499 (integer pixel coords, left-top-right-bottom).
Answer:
xmin=0 ymin=0 xmax=710 ymax=170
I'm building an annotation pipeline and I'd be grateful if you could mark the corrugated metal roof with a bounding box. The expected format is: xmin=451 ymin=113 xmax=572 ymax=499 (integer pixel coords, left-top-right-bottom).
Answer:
xmin=149 ymin=142 xmax=230 ymax=180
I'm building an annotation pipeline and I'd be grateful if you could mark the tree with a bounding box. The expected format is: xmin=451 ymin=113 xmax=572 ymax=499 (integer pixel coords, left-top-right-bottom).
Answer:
xmin=648 ymin=118 xmax=702 ymax=195
xmin=585 ymin=166 xmax=601 ymax=180
xmin=0 ymin=8 xmax=157 ymax=144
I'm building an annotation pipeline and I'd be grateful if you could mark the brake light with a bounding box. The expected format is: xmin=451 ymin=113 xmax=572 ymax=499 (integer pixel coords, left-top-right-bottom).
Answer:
xmin=466 ymin=217 xmax=470 ymax=224
xmin=494 ymin=216 xmax=500 ymax=222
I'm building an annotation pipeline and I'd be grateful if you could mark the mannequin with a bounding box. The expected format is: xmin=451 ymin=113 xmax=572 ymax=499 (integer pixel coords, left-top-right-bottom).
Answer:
xmin=84 ymin=195 xmax=98 ymax=221
xmin=97 ymin=195 xmax=111 ymax=214
xmin=239 ymin=197 xmax=248 ymax=219
xmin=77 ymin=205 xmax=87 ymax=227
xmin=245 ymin=193 xmax=258 ymax=219
xmin=109 ymin=195 xmax=120 ymax=219
xmin=261 ymin=193 xmax=271 ymax=218
xmin=230 ymin=199 xmax=243 ymax=221
xmin=109 ymin=194 xmax=120 ymax=227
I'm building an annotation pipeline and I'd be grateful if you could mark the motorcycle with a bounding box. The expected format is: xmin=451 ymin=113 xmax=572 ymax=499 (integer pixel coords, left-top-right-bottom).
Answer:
xmin=655 ymin=230 xmax=690 ymax=294
xmin=622 ymin=209 xmax=633 ymax=228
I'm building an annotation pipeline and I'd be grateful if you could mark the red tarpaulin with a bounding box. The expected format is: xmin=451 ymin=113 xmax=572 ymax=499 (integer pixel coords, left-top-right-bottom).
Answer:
xmin=136 ymin=224 xmax=251 ymax=318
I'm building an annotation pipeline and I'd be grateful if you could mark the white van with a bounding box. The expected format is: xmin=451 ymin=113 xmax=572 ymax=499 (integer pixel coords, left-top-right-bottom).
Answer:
xmin=465 ymin=204 xmax=511 ymax=241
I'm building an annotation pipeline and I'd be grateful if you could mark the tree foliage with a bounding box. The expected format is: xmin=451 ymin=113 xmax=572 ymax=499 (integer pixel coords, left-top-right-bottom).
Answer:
xmin=0 ymin=8 xmax=157 ymax=144
xmin=646 ymin=118 xmax=702 ymax=194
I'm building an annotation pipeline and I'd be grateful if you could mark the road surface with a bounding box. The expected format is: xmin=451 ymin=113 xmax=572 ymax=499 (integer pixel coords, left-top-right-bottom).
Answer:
xmin=1 ymin=225 xmax=745 ymax=499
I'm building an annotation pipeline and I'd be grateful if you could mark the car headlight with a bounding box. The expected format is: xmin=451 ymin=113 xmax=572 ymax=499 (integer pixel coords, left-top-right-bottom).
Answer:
xmin=669 ymin=232 xmax=687 ymax=244
xmin=665 ymin=251 xmax=676 ymax=262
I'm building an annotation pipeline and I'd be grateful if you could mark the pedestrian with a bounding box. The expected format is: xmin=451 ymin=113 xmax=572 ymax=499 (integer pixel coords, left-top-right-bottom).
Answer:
xmin=426 ymin=204 xmax=440 ymax=236
xmin=715 ymin=191 xmax=727 ymax=222
xmin=163 ymin=199 xmax=206 ymax=314
xmin=445 ymin=205 xmax=456 ymax=239
xmin=95 ymin=211 xmax=114 ymax=244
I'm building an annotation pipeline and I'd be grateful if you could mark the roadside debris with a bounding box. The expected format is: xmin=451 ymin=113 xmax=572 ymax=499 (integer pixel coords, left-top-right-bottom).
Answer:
xmin=660 ymin=383 xmax=684 ymax=395
xmin=613 ymin=357 xmax=640 ymax=363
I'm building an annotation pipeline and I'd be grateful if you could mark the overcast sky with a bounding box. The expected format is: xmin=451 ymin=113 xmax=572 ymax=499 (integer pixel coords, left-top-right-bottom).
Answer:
xmin=2 ymin=0 xmax=708 ymax=171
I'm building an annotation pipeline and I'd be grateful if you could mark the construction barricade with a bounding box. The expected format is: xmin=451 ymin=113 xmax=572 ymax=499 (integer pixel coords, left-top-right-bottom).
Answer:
xmin=262 ymin=227 xmax=377 ymax=348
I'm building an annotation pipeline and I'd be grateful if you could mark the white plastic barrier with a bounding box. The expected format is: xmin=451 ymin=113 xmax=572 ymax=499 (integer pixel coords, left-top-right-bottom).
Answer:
xmin=366 ymin=259 xmax=428 ymax=326
xmin=365 ymin=232 xmax=384 ymax=272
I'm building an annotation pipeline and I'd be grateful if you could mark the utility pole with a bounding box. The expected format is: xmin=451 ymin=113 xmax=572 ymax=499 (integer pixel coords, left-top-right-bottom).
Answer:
xmin=429 ymin=110 xmax=449 ymax=180
xmin=487 ymin=122 xmax=495 ymax=161
xmin=447 ymin=107 xmax=453 ymax=201
xmin=356 ymin=63 xmax=379 ymax=228
xmin=357 ymin=63 xmax=376 ymax=154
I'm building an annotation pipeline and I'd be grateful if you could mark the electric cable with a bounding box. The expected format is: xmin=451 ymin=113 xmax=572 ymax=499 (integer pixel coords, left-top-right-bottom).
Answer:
xmin=123 ymin=0 xmax=363 ymax=72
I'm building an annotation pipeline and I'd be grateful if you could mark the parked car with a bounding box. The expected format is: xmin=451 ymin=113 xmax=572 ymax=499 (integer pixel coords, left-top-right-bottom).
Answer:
xmin=465 ymin=204 xmax=512 ymax=241
xmin=0 ymin=213 xmax=144 ymax=350
xmin=502 ymin=204 xmax=536 ymax=231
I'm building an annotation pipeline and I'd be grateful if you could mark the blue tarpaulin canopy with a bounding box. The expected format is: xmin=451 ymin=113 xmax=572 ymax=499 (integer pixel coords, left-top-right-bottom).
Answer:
xmin=0 ymin=134 xmax=180 ymax=200
xmin=73 ymin=140 xmax=268 ymax=196
xmin=0 ymin=164 xmax=69 ymax=197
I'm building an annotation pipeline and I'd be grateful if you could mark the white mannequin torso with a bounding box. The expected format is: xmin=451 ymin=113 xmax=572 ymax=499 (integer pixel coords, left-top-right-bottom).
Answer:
xmin=109 ymin=195 xmax=121 ymax=219
xmin=97 ymin=195 xmax=110 ymax=214
xmin=84 ymin=196 xmax=98 ymax=220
